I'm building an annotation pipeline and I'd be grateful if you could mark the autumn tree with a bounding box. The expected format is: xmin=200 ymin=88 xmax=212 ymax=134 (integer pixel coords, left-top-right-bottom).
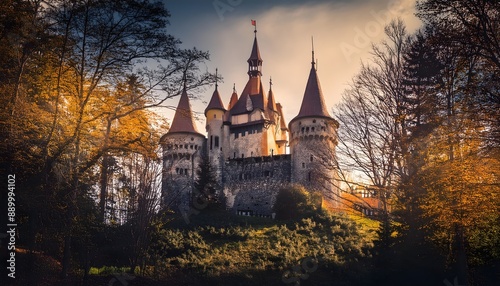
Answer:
xmin=0 ymin=0 xmax=215 ymax=280
xmin=410 ymin=1 xmax=500 ymax=284
xmin=334 ymin=19 xmax=411 ymax=255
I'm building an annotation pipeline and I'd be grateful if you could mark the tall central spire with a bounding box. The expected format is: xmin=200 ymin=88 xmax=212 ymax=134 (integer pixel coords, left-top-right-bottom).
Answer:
xmin=247 ymin=20 xmax=263 ymax=78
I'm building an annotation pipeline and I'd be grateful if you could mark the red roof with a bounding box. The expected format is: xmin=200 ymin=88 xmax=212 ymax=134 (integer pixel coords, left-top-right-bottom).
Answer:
xmin=228 ymin=90 xmax=238 ymax=110
xmin=267 ymin=86 xmax=277 ymax=112
xmin=167 ymin=88 xmax=202 ymax=135
xmin=230 ymin=76 xmax=267 ymax=115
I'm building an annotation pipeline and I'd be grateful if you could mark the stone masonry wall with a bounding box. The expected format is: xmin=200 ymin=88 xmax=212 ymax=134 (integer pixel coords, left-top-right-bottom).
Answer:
xmin=222 ymin=154 xmax=291 ymax=216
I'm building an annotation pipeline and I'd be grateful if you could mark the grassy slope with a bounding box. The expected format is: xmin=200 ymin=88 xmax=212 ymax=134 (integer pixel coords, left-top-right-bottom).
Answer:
xmin=11 ymin=208 xmax=380 ymax=286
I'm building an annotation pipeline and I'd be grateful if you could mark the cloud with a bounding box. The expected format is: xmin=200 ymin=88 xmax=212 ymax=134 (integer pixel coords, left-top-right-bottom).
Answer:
xmin=161 ymin=0 xmax=422 ymax=133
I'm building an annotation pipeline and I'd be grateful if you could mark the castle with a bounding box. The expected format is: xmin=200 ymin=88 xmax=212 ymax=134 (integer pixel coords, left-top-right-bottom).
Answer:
xmin=161 ymin=27 xmax=340 ymax=217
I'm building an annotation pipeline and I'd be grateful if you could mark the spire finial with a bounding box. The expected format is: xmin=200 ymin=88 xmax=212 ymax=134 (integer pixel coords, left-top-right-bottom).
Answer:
xmin=252 ymin=19 xmax=257 ymax=34
xmin=182 ymin=70 xmax=187 ymax=90
xmin=215 ymin=68 xmax=218 ymax=90
xmin=311 ymin=36 xmax=315 ymax=67
xmin=269 ymin=76 xmax=273 ymax=89
xmin=233 ymin=83 xmax=236 ymax=93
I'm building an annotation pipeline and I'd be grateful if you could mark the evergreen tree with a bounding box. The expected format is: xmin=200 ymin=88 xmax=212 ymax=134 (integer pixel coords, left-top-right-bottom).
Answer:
xmin=194 ymin=153 xmax=222 ymax=207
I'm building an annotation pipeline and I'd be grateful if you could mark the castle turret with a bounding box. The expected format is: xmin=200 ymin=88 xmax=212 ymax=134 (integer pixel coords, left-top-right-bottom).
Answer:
xmin=205 ymin=70 xmax=226 ymax=182
xmin=288 ymin=46 xmax=340 ymax=206
xmin=160 ymin=84 xmax=206 ymax=208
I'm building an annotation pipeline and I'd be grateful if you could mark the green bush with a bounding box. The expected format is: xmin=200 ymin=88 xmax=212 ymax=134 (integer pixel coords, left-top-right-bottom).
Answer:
xmin=273 ymin=185 xmax=321 ymax=220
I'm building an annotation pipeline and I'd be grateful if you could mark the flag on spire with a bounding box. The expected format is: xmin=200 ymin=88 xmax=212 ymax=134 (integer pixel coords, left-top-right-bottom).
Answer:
xmin=251 ymin=19 xmax=256 ymax=26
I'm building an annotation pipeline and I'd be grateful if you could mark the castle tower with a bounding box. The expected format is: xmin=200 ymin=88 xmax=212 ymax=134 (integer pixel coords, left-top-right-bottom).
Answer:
xmin=205 ymin=69 xmax=226 ymax=183
xmin=160 ymin=84 xmax=206 ymax=209
xmin=226 ymin=25 xmax=288 ymax=158
xmin=288 ymin=46 xmax=340 ymax=206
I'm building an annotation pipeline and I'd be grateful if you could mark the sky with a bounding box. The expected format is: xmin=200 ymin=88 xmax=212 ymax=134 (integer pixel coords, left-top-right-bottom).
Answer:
xmin=159 ymin=0 xmax=423 ymax=133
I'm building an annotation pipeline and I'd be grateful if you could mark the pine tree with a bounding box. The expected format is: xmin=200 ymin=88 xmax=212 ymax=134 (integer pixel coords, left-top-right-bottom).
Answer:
xmin=194 ymin=153 xmax=222 ymax=207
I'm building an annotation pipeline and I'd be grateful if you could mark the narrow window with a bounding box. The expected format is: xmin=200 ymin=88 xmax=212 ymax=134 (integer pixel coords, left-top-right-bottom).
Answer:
xmin=214 ymin=136 xmax=219 ymax=148
xmin=210 ymin=136 xmax=213 ymax=150
xmin=310 ymin=155 xmax=314 ymax=162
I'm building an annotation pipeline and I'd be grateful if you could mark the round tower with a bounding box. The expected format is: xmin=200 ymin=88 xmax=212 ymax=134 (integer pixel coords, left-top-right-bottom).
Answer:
xmin=205 ymin=70 xmax=226 ymax=182
xmin=160 ymin=85 xmax=205 ymax=209
xmin=289 ymin=49 xmax=340 ymax=207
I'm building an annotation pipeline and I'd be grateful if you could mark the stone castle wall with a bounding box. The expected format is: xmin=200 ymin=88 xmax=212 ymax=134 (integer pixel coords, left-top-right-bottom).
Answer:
xmin=222 ymin=154 xmax=291 ymax=216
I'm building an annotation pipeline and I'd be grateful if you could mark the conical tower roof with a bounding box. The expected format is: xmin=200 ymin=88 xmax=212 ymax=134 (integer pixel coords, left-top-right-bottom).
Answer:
xmin=292 ymin=56 xmax=331 ymax=122
xmin=167 ymin=87 xmax=202 ymax=135
xmin=267 ymin=77 xmax=277 ymax=112
xmin=228 ymin=84 xmax=238 ymax=110
xmin=248 ymin=35 xmax=263 ymax=64
xmin=205 ymin=73 xmax=226 ymax=116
